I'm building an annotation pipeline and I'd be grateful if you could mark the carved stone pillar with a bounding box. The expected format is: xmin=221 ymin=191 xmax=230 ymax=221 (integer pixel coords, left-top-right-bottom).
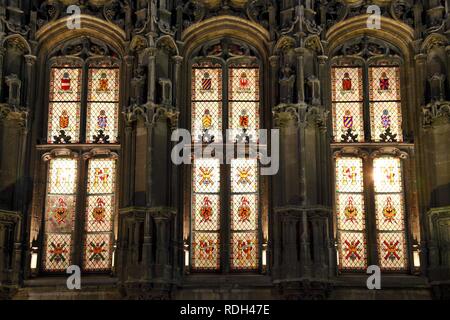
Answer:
xmin=0 ymin=47 xmax=5 ymax=99
xmin=295 ymin=48 xmax=306 ymax=103
xmin=173 ymin=55 xmax=183 ymax=110
xmin=446 ymin=46 xmax=450 ymax=92
xmin=146 ymin=45 xmax=156 ymax=104
xmin=269 ymin=55 xmax=279 ymax=108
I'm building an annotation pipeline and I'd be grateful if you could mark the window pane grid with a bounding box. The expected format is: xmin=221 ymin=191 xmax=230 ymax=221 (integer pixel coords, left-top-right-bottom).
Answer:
xmin=369 ymin=67 xmax=403 ymax=142
xmin=331 ymin=67 xmax=364 ymax=142
xmin=373 ymin=157 xmax=407 ymax=271
xmin=86 ymin=68 xmax=120 ymax=144
xmin=335 ymin=157 xmax=368 ymax=271
xmin=191 ymin=158 xmax=221 ymax=271
xmin=48 ymin=67 xmax=82 ymax=144
xmin=83 ymin=159 xmax=116 ymax=271
xmin=43 ymin=159 xmax=78 ymax=272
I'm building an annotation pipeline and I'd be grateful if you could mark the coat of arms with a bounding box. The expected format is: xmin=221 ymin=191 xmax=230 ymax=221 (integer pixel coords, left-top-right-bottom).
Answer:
xmin=343 ymin=110 xmax=353 ymax=129
xmin=97 ymin=109 xmax=108 ymax=130
xmin=379 ymin=72 xmax=390 ymax=91
xmin=342 ymin=72 xmax=352 ymax=91
xmin=59 ymin=110 xmax=69 ymax=129
xmin=60 ymin=72 xmax=71 ymax=92
xmin=202 ymin=72 xmax=212 ymax=91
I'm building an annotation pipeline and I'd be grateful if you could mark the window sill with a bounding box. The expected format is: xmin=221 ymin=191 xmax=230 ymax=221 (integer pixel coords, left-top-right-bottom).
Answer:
xmin=181 ymin=273 xmax=272 ymax=288
xmin=23 ymin=275 xmax=117 ymax=288
xmin=333 ymin=273 xmax=430 ymax=288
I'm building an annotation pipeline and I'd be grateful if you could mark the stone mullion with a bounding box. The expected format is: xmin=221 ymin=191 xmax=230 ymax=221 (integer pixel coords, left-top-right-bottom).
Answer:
xmin=269 ymin=56 xmax=279 ymax=109
xmin=446 ymin=46 xmax=450 ymax=93
xmin=414 ymin=53 xmax=433 ymax=247
xmin=74 ymin=155 xmax=88 ymax=269
xmin=0 ymin=48 xmax=4 ymax=99
xmin=299 ymin=210 xmax=311 ymax=277
xmin=122 ymin=124 xmax=133 ymax=207
xmin=295 ymin=48 xmax=306 ymax=104
xmin=146 ymin=123 xmax=154 ymax=207
xmin=281 ymin=215 xmax=298 ymax=278
xmin=11 ymin=218 xmax=22 ymax=284
xmin=142 ymin=210 xmax=153 ymax=280
xmin=153 ymin=214 xmax=170 ymax=278
xmin=363 ymin=156 xmax=378 ymax=267
xmin=146 ymin=48 xmax=156 ymax=104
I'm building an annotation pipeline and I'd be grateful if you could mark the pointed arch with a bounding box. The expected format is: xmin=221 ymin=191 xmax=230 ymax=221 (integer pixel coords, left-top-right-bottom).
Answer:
xmin=182 ymin=15 xmax=270 ymax=60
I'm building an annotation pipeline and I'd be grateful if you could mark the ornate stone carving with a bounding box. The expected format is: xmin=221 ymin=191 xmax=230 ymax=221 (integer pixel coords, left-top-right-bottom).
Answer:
xmin=423 ymin=101 xmax=450 ymax=127
xmin=273 ymin=103 xmax=328 ymax=130
xmin=0 ymin=104 xmax=28 ymax=128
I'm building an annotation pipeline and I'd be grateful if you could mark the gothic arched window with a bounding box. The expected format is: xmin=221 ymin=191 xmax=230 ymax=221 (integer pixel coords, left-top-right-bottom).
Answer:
xmin=331 ymin=40 xmax=410 ymax=272
xmin=40 ymin=39 xmax=121 ymax=273
xmin=189 ymin=41 xmax=262 ymax=272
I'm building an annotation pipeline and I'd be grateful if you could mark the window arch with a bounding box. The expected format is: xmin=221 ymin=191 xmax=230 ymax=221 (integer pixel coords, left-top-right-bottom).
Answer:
xmin=39 ymin=38 xmax=121 ymax=273
xmin=188 ymin=40 xmax=263 ymax=272
xmin=331 ymin=38 xmax=411 ymax=272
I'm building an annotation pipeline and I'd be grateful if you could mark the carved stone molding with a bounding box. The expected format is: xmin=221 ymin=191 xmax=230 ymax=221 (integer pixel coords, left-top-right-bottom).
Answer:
xmin=275 ymin=279 xmax=333 ymax=300
xmin=273 ymin=103 xmax=329 ymax=130
xmin=423 ymin=101 xmax=450 ymax=127
xmin=333 ymin=147 xmax=369 ymax=159
xmin=123 ymin=103 xmax=180 ymax=129
xmin=0 ymin=103 xmax=28 ymax=127
xmin=82 ymin=148 xmax=119 ymax=160
xmin=42 ymin=148 xmax=79 ymax=162
xmin=370 ymin=147 xmax=409 ymax=159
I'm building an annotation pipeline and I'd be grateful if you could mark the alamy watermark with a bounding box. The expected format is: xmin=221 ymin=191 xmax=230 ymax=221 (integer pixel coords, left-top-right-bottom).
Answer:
xmin=67 ymin=5 xmax=81 ymax=30
xmin=171 ymin=129 xmax=280 ymax=176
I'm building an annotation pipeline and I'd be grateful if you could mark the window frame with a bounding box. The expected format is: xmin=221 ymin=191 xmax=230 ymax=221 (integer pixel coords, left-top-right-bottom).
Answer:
xmin=37 ymin=52 xmax=122 ymax=275
xmin=45 ymin=55 xmax=121 ymax=145
xmin=187 ymin=54 xmax=265 ymax=274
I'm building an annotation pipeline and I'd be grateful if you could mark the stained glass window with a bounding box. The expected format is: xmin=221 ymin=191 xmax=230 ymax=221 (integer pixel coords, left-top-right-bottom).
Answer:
xmin=87 ymin=67 xmax=120 ymax=144
xmin=83 ymin=159 xmax=116 ymax=271
xmin=192 ymin=64 xmax=223 ymax=143
xmin=335 ymin=157 xmax=367 ymax=270
xmin=191 ymin=158 xmax=221 ymax=270
xmin=373 ymin=157 xmax=407 ymax=270
xmin=331 ymin=67 xmax=364 ymax=142
xmin=230 ymin=159 xmax=259 ymax=270
xmin=229 ymin=67 xmax=260 ymax=143
xmin=43 ymin=158 xmax=78 ymax=271
xmin=48 ymin=66 xmax=82 ymax=143
xmin=190 ymin=63 xmax=261 ymax=272
xmin=369 ymin=67 xmax=403 ymax=142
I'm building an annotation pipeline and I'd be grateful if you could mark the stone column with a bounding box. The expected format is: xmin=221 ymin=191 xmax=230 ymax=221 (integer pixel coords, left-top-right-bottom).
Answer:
xmin=295 ymin=48 xmax=306 ymax=103
xmin=172 ymin=55 xmax=183 ymax=110
xmin=446 ymin=46 xmax=450 ymax=92
xmin=0 ymin=47 xmax=5 ymax=99
xmin=146 ymin=45 xmax=157 ymax=104
xmin=269 ymin=55 xmax=279 ymax=108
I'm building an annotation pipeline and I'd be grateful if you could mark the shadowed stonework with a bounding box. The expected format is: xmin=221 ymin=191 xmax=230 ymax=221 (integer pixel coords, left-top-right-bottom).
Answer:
xmin=0 ymin=0 xmax=449 ymax=300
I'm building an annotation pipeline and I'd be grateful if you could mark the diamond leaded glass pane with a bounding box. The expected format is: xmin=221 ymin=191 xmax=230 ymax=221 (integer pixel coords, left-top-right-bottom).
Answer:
xmin=192 ymin=68 xmax=222 ymax=101
xmin=48 ymin=67 xmax=82 ymax=143
xmin=83 ymin=159 xmax=116 ymax=271
xmin=229 ymin=68 xmax=259 ymax=101
xmin=369 ymin=66 xmax=403 ymax=142
xmin=331 ymin=67 xmax=364 ymax=143
xmin=230 ymin=232 xmax=259 ymax=270
xmin=335 ymin=157 xmax=364 ymax=193
xmin=192 ymin=232 xmax=220 ymax=271
xmin=374 ymin=157 xmax=407 ymax=271
xmin=331 ymin=67 xmax=363 ymax=102
xmin=333 ymin=102 xmax=365 ymax=143
xmin=370 ymin=102 xmax=403 ymax=142
xmin=43 ymin=159 xmax=78 ymax=272
xmin=335 ymin=157 xmax=367 ymax=271
xmin=86 ymin=68 xmax=120 ymax=144
xmin=369 ymin=67 xmax=401 ymax=101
